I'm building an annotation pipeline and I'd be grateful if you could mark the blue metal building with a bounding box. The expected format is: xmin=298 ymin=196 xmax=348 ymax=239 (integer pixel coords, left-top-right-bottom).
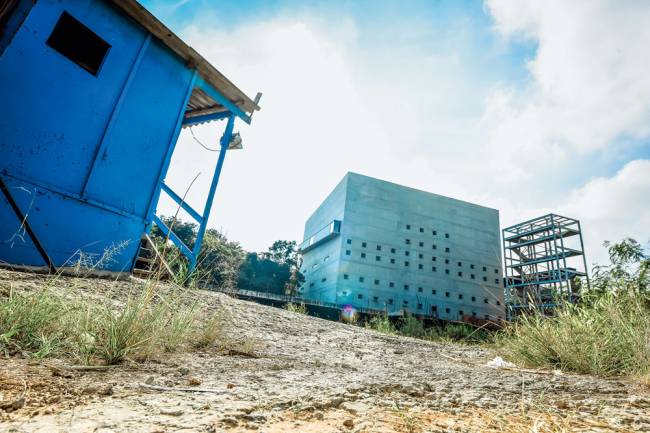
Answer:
xmin=0 ymin=0 xmax=260 ymax=274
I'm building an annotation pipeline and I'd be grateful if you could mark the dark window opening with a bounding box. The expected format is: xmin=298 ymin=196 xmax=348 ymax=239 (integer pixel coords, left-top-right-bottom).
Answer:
xmin=374 ymin=279 xmax=380 ymax=285
xmin=405 ymin=251 xmax=410 ymax=256
xmin=376 ymin=245 xmax=381 ymax=251
xmin=46 ymin=12 xmax=110 ymax=76
xmin=375 ymin=255 xmax=381 ymax=261
xmin=458 ymin=293 xmax=463 ymax=299
xmin=445 ymin=307 xmax=450 ymax=314
xmin=345 ymin=250 xmax=351 ymax=255
xmin=432 ymin=230 xmax=437 ymax=235
xmin=403 ymin=284 xmax=409 ymax=290
xmin=390 ymin=258 xmax=395 ymax=264
xmin=417 ymin=303 xmax=422 ymax=309
xmin=389 ymin=282 xmax=395 ymax=288
xmin=445 ymin=291 xmax=450 ymax=297
xmin=388 ymin=298 xmax=394 ymax=305
xmin=404 ymin=261 xmax=410 ymax=266
xmin=432 ymin=289 xmax=437 ymax=294
xmin=347 ymin=239 xmax=352 ymax=244
xmin=419 ymin=241 xmax=424 ymax=247
xmin=406 ymin=224 xmax=411 ymax=230
xmin=362 ymin=242 xmax=367 ymax=248
xmin=405 ymin=239 xmax=411 ymax=244
xmin=418 ymin=264 xmax=423 ymax=269
xmin=432 ymin=244 xmax=437 ymax=250
xmin=418 ymin=253 xmax=423 ymax=259
xmin=445 ymin=233 xmax=450 ymax=238
xmin=418 ymin=287 xmax=423 ymax=292
xmin=361 ymin=252 xmax=366 ymax=258
xmin=357 ymin=294 xmax=363 ymax=299
xmin=343 ymin=274 xmax=349 ymax=279
xmin=373 ymin=296 xmax=379 ymax=302
xmin=459 ymin=310 xmax=464 ymax=317
xmin=390 ymin=248 xmax=396 ymax=253
xmin=471 ymin=296 xmax=476 ymax=302
xmin=445 ymin=269 xmax=450 ymax=274
xmin=432 ymin=266 xmax=437 ymax=272
xmin=359 ymin=277 xmax=365 ymax=282
xmin=419 ymin=227 xmax=424 ymax=233
xmin=445 ymin=247 xmax=450 ymax=253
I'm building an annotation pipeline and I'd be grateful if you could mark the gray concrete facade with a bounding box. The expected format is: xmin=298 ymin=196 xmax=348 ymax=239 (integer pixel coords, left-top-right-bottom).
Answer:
xmin=299 ymin=172 xmax=505 ymax=321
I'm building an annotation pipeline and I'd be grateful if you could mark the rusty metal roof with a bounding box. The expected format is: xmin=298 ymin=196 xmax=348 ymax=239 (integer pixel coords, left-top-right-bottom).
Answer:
xmin=109 ymin=0 xmax=260 ymax=119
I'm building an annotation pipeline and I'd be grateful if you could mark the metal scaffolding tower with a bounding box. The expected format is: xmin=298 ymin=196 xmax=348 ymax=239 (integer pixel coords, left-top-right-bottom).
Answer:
xmin=503 ymin=214 xmax=589 ymax=315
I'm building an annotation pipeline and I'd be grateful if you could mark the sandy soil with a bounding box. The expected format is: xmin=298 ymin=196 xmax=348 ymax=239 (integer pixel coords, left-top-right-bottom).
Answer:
xmin=1 ymin=270 xmax=648 ymax=432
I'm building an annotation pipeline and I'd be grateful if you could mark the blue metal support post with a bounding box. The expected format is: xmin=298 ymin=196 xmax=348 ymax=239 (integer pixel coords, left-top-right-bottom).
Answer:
xmin=189 ymin=113 xmax=236 ymax=271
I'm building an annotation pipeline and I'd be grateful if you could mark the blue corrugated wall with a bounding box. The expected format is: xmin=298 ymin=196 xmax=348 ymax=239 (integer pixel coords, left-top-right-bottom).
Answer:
xmin=0 ymin=0 xmax=195 ymax=272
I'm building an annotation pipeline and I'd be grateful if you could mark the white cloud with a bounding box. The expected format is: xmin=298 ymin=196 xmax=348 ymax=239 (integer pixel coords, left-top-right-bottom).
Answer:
xmin=157 ymin=2 xmax=650 ymax=269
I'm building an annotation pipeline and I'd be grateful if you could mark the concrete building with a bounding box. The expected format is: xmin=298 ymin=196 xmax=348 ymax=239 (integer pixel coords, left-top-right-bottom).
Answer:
xmin=299 ymin=173 xmax=505 ymax=321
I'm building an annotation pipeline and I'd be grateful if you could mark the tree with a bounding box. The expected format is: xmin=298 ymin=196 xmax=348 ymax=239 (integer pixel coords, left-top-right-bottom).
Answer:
xmin=239 ymin=240 xmax=305 ymax=296
xmin=591 ymin=238 xmax=649 ymax=295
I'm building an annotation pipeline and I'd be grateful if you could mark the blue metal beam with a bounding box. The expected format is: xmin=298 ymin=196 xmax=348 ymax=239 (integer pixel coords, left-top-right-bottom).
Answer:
xmin=195 ymin=77 xmax=251 ymax=124
xmin=81 ymin=34 xmax=151 ymax=197
xmin=144 ymin=69 xmax=198 ymax=233
xmin=152 ymin=214 xmax=193 ymax=259
xmin=182 ymin=111 xmax=231 ymax=127
xmin=189 ymin=114 xmax=235 ymax=271
xmin=160 ymin=182 xmax=203 ymax=224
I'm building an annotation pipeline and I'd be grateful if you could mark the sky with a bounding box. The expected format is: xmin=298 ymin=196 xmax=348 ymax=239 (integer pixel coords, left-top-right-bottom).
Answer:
xmin=143 ymin=0 xmax=650 ymax=267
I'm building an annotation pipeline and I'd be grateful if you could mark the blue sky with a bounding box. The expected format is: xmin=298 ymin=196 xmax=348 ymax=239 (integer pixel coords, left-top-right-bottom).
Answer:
xmin=143 ymin=0 xmax=650 ymax=265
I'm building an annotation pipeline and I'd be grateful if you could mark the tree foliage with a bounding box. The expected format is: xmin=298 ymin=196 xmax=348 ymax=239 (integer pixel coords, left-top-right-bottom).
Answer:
xmin=591 ymin=238 xmax=649 ymax=295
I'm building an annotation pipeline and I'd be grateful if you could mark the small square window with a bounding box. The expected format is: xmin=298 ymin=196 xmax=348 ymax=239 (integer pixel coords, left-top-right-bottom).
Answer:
xmin=376 ymin=245 xmax=381 ymax=251
xmin=390 ymin=248 xmax=396 ymax=254
xmin=458 ymin=271 xmax=462 ymax=277
xmin=432 ymin=230 xmax=437 ymax=235
xmin=404 ymin=284 xmax=409 ymax=290
xmin=406 ymin=224 xmax=411 ymax=230
xmin=432 ymin=256 xmax=437 ymax=261
xmin=495 ymin=269 xmax=499 ymax=274
xmin=483 ymin=266 xmax=487 ymax=272
xmin=496 ymin=300 xmax=501 ymax=306
xmin=445 ymin=269 xmax=450 ymax=274
xmin=458 ymin=293 xmax=463 ymax=299
xmin=343 ymin=274 xmax=349 ymax=280
xmin=357 ymin=294 xmax=363 ymax=299
xmin=417 ymin=303 xmax=422 ymax=309
xmin=445 ymin=233 xmax=450 ymax=238
xmin=46 ymin=12 xmax=111 ymax=76
xmin=418 ymin=253 xmax=423 ymax=259
xmin=484 ymin=298 xmax=489 ymax=304
xmin=470 ymin=264 xmax=475 ymax=269
xmin=432 ymin=305 xmax=438 ymax=312
xmin=432 ymin=289 xmax=437 ymax=295
xmin=445 ymin=247 xmax=450 ymax=253
xmin=309 ymin=282 xmax=314 ymax=288
xmin=419 ymin=241 xmax=424 ymax=247
xmin=347 ymin=239 xmax=352 ymax=244
xmin=418 ymin=264 xmax=423 ymax=269
xmin=373 ymin=296 xmax=379 ymax=302
xmin=495 ymin=278 xmax=500 ymax=284
xmin=390 ymin=258 xmax=395 ymax=264
xmin=375 ymin=255 xmax=381 ymax=261
xmin=458 ymin=261 xmax=462 ymax=267
xmin=445 ymin=291 xmax=450 ymax=297
xmin=419 ymin=227 xmax=424 ymax=233
xmin=459 ymin=310 xmax=464 ymax=317
xmin=417 ymin=287 xmax=423 ymax=292
xmin=359 ymin=277 xmax=365 ymax=282
xmin=405 ymin=251 xmax=410 ymax=256
xmin=445 ymin=307 xmax=450 ymax=314
xmin=404 ymin=261 xmax=410 ymax=266
xmin=321 ymin=277 xmax=326 ymax=282
xmin=403 ymin=300 xmax=409 ymax=305
xmin=483 ymin=276 xmax=487 ymax=282
xmin=388 ymin=299 xmax=394 ymax=305
xmin=471 ymin=296 xmax=476 ymax=302
xmin=389 ymin=282 xmax=395 ymax=288
xmin=432 ymin=244 xmax=437 ymax=250
xmin=374 ymin=279 xmax=380 ymax=285
xmin=432 ymin=266 xmax=437 ymax=272
xmin=471 ymin=274 xmax=475 ymax=279
xmin=362 ymin=242 xmax=367 ymax=248
xmin=405 ymin=239 xmax=411 ymax=245
xmin=445 ymin=259 xmax=450 ymax=264
xmin=361 ymin=252 xmax=366 ymax=258
xmin=472 ymin=312 xmax=477 ymax=317
xmin=345 ymin=250 xmax=351 ymax=255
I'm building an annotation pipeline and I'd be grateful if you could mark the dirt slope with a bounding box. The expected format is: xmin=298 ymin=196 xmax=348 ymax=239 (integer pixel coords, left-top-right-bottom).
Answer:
xmin=1 ymin=271 xmax=648 ymax=432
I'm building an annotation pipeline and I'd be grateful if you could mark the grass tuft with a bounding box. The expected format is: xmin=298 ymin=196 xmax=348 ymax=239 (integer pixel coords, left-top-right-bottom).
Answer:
xmin=285 ymin=302 xmax=307 ymax=315
xmin=497 ymin=291 xmax=650 ymax=377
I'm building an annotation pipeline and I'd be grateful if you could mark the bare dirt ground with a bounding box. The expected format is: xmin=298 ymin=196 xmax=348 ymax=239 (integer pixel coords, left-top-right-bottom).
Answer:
xmin=1 ymin=270 xmax=649 ymax=432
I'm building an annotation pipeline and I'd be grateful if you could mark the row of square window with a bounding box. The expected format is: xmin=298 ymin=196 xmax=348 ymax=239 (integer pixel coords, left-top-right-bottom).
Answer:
xmin=346 ymin=248 xmax=498 ymax=273
xmin=404 ymin=225 xmax=450 ymax=236
xmin=356 ymin=297 xmax=499 ymax=320
xmin=340 ymin=277 xmax=500 ymax=304
xmin=348 ymin=239 xmax=451 ymax=250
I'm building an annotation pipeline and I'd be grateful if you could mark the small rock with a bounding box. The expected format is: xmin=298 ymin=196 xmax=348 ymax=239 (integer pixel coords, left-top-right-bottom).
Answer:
xmin=178 ymin=367 xmax=190 ymax=376
xmin=188 ymin=377 xmax=201 ymax=386
xmin=221 ymin=417 xmax=238 ymax=427
xmin=227 ymin=383 xmax=236 ymax=389
xmin=343 ymin=419 xmax=354 ymax=429
xmin=341 ymin=401 xmax=369 ymax=415
xmin=144 ymin=376 xmax=155 ymax=385
xmin=99 ymin=385 xmax=114 ymax=396
xmin=82 ymin=385 xmax=99 ymax=395
xmin=394 ymin=350 xmax=405 ymax=354
xmin=160 ymin=408 xmax=184 ymax=416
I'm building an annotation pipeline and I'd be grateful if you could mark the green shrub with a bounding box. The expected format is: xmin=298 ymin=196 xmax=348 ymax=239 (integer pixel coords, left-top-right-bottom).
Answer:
xmin=285 ymin=302 xmax=307 ymax=315
xmin=365 ymin=314 xmax=397 ymax=334
xmin=498 ymin=291 xmax=650 ymax=376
